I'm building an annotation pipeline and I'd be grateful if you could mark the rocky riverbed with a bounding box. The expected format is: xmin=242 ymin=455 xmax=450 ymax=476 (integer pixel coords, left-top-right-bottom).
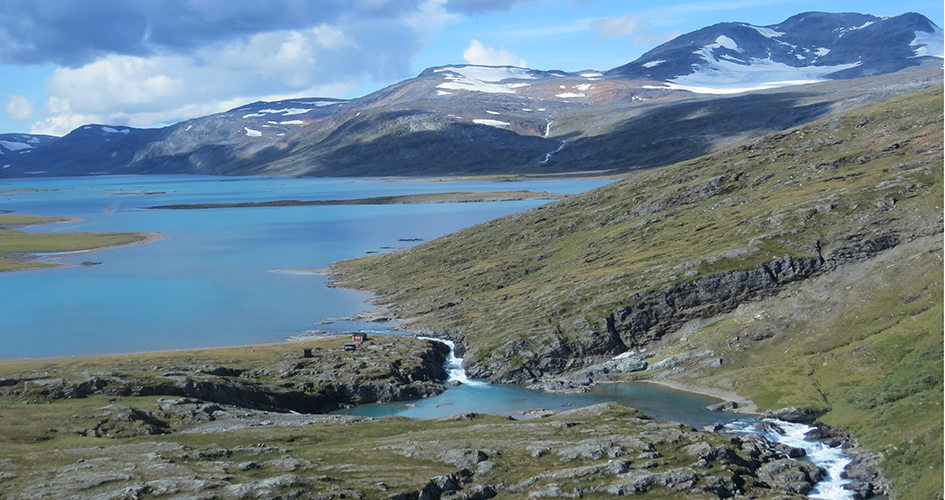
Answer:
xmin=0 ymin=336 xmax=890 ymax=499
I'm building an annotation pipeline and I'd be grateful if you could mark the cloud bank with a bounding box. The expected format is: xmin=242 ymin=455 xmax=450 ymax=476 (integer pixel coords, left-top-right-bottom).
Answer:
xmin=0 ymin=0 xmax=539 ymax=135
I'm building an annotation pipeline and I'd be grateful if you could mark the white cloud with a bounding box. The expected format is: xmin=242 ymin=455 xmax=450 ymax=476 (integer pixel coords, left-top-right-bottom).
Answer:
xmin=592 ymin=14 xmax=647 ymax=39
xmin=310 ymin=24 xmax=358 ymax=50
xmin=28 ymin=17 xmax=421 ymax=136
xmin=590 ymin=13 xmax=680 ymax=49
xmin=406 ymin=0 xmax=458 ymax=32
xmin=4 ymin=95 xmax=34 ymax=121
xmin=462 ymin=39 xmax=527 ymax=67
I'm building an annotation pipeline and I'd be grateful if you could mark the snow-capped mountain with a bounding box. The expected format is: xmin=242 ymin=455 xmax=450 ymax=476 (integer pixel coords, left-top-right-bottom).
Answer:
xmin=608 ymin=12 xmax=943 ymax=93
xmin=0 ymin=12 xmax=941 ymax=179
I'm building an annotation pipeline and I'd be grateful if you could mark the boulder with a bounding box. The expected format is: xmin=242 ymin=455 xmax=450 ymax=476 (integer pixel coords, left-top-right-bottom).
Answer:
xmin=605 ymin=358 xmax=648 ymax=373
xmin=648 ymin=353 xmax=691 ymax=370
xmin=757 ymin=458 xmax=827 ymax=495
xmin=706 ymin=401 xmax=738 ymax=412
xmin=439 ymin=449 xmax=488 ymax=468
xmin=764 ymin=406 xmax=822 ymax=424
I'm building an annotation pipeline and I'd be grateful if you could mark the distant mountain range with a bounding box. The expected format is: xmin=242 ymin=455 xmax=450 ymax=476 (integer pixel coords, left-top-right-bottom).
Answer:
xmin=1 ymin=11 xmax=941 ymax=178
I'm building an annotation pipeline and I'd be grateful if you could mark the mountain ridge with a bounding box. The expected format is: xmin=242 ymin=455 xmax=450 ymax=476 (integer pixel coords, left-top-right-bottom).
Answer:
xmin=609 ymin=11 xmax=943 ymax=91
xmin=1 ymin=11 xmax=941 ymax=179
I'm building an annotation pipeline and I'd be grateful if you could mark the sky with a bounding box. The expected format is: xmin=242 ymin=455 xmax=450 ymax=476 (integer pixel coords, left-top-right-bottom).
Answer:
xmin=0 ymin=0 xmax=942 ymax=137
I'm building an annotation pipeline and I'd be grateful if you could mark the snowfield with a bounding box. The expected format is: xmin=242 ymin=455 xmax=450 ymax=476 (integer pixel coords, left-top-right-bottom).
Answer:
xmin=435 ymin=65 xmax=536 ymax=94
xmin=911 ymin=28 xmax=945 ymax=58
xmin=669 ymin=34 xmax=866 ymax=94
xmin=472 ymin=119 xmax=510 ymax=128
xmin=0 ymin=141 xmax=32 ymax=151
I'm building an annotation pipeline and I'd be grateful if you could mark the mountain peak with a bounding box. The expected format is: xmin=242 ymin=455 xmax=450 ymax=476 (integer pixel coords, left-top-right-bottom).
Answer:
xmin=608 ymin=11 xmax=943 ymax=94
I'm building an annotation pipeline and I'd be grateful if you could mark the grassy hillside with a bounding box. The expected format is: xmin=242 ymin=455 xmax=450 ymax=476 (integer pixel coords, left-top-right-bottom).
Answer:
xmin=0 ymin=215 xmax=158 ymax=272
xmin=332 ymin=85 xmax=943 ymax=498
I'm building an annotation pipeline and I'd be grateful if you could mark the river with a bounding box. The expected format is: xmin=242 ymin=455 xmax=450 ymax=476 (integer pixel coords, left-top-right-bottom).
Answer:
xmin=335 ymin=338 xmax=854 ymax=499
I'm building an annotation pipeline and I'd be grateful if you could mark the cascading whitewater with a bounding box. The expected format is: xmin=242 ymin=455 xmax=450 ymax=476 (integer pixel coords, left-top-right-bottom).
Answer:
xmin=420 ymin=335 xmax=853 ymax=498
xmin=725 ymin=419 xmax=853 ymax=500
xmin=419 ymin=337 xmax=488 ymax=387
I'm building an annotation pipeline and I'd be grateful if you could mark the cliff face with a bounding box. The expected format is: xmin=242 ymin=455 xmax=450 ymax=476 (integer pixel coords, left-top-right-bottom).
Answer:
xmin=606 ymin=255 xmax=823 ymax=351
xmin=0 ymin=336 xmax=450 ymax=415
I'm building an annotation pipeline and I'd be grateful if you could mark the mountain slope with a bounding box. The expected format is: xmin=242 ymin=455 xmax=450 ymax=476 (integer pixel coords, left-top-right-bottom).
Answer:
xmin=1 ymin=12 xmax=941 ymax=179
xmin=331 ymin=85 xmax=944 ymax=498
xmin=608 ymin=11 xmax=943 ymax=93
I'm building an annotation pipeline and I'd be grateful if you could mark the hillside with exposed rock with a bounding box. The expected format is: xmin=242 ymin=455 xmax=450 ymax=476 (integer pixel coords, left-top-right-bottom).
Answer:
xmin=330 ymin=85 xmax=944 ymax=498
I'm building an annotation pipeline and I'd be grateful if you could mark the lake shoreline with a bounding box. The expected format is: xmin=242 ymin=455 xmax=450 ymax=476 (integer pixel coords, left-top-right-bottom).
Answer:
xmin=0 ymin=213 xmax=165 ymax=273
xmin=146 ymin=190 xmax=566 ymax=210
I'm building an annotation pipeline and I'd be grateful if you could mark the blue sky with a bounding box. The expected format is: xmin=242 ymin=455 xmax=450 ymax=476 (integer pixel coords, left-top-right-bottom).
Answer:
xmin=0 ymin=0 xmax=941 ymax=136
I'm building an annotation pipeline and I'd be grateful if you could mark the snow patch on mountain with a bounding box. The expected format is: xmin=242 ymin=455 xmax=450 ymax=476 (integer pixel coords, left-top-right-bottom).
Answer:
xmin=750 ymin=26 xmax=785 ymax=38
xmin=473 ymin=119 xmax=510 ymax=128
xmin=643 ymin=60 xmax=665 ymax=68
xmin=911 ymin=29 xmax=944 ymax=58
xmin=0 ymin=141 xmax=32 ymax=151
xmin=258 ymin=108 xmax=311 ymax=116
xmin=711 ymin=35 xmax=739 ymax=51
xmin=436 ymin=65 xmax=537 ymax=81
xmin=298 ymin=101 xmax=341 ymax=107
xmin=836 ymin=21 xmax=876 ymax=37
xmin=244 ymin=127 xmax=263 ymax=137
xmin=435 ymin=65 xmax=537 ymax=94
xmin=668 ymin=57 xmax=862 ymax=94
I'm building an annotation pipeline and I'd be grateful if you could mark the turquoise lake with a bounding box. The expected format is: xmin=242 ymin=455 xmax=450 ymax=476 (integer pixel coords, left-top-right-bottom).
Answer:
xmin=0 ymin=175 xmax=854 ymax=496
xmin=0 ymin=175 xmax=612 ymax=360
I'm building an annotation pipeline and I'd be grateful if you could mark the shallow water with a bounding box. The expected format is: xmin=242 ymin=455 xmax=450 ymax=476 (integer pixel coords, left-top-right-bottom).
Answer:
xmin=337 ymin=339 xmax=854 ymax=499
xmin=334 ymin=377 xmax=729 ymax=429
xmin=0 ymin=175 xmax=611 ymax=359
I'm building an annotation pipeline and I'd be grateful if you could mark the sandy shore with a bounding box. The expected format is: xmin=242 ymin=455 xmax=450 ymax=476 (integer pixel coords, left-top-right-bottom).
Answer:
xmin=641 ymin=378 xmax=759 ymax=415
xmin=268 ymin=268 xmax=329 ymax=275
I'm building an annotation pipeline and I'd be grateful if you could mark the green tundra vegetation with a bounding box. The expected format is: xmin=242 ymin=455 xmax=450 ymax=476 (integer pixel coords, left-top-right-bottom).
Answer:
xmin=332 ymin=85 xmax=944 ymax=498
xmin=0 ymin=339 xmax=828 ymax=499
xmin=0 ymin=214 xmax=156 ymax=272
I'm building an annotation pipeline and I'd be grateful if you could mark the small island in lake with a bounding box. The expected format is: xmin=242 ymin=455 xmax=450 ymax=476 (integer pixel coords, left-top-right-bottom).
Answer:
xmin=0 ymin=214 xmax=162 ymax=272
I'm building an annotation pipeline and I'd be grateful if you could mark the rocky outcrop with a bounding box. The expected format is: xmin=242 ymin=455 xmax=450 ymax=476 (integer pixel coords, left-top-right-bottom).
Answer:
xmin=606 ymin=254 xmax=823 ymax=349
xmin=527 ymin=357 xmax=648 ymax=393
xmin=0 ymin=338 xmax=451 ymax=421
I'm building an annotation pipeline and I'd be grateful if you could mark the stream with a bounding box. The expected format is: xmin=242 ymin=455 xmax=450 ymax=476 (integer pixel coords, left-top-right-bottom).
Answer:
xmin=335 ymin=337 xmax=854 ymax=499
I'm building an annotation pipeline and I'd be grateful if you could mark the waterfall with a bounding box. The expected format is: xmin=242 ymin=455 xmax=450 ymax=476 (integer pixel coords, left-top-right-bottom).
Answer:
xmin=725 ymin=419 xmax=853 ymax=499
xmin=541 ymin=141 xmax=566 ymax=164
xmin=419 ymin=336 xmax=488 ymax=387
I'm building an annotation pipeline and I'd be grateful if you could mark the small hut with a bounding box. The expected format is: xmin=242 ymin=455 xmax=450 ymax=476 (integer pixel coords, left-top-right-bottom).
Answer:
xmin=352 ymin=332 xmax=368 ymax=342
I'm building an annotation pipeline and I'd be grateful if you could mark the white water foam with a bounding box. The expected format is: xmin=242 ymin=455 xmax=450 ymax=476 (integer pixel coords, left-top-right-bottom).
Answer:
xmin=725 ymin=419 xmax=853 ymax=499
xmin=418 ymin=337 xmax=489 ymax=387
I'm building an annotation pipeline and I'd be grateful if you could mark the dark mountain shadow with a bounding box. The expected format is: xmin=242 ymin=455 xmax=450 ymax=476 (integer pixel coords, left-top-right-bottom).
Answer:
xmin=537 ymin=91 xmax=835 ymax=174
xmin=301 ymin=120 xmax=562 ymax=176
